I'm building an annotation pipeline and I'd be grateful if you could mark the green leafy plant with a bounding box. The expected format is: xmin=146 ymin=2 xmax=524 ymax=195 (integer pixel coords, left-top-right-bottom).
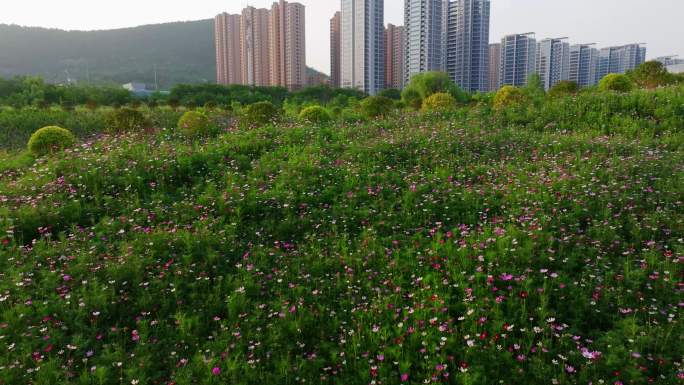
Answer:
xmin=599 ymin=73 xmax=634 ymax=92
xmin=243 ymin=101 xmax=280 ymax=127
xmin=360 ymin=96 xmax=394 ymax=118
xmin=104 ymin=107 xmax=148 ymax=133
xmin=27 ymin=125 xmax=76 ymax=156
xmin=177 ymin=110 xmax=212 ymax=138
xmin=421 ymin=92 xmax=457 ymax=114
xmin=493 ymin=86 xmax=527 ymax=110
xmin=401 ymin=71 xmax=467 ymax=109
xmin=627 ymin=61 xmax=674 ymax=89
xmin=299 ymin=105 xmax=332 ymax=124
xmin=548 ymin=81 xmax=579 ymax=97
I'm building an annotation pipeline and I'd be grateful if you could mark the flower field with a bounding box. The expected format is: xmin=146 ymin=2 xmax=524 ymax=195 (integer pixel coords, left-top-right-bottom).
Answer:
xmin=0 ymin=89 xmax=682 ymax=384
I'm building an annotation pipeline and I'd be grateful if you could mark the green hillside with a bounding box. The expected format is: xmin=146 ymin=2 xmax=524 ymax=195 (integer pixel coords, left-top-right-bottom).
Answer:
xmin=0 ymin=21 xmax=328 ymax=90
xmin=0 ymin=21 xmax=216 ymax=88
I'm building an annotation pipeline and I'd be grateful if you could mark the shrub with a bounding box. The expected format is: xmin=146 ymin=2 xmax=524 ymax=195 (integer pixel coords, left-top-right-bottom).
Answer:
xmin=401 ymin=88 xmax=423 ymax=110
xmin=27 ymin=126 xmax=76 ymax=156
xmin=628 ymin=61 xmax=674 ymax=89
xmin=104 ymin=107 xmax=148 ymax=133
xmin=360 ymin=96 xmax=394 ymax=118
xmin=299 ymin=105 xmax=332 ymax=124
xmin=378 ymin=88 xmax=402 ymax=100
xmin=599 ymin=74 xmax=634 ymax=92
xmin=493 ymin=86 xmax=527 ymax=110
xmin=421 ymin=92 xmax=457 ymax=114
xmin=177 ymin=111 xmax=212 ymax=138
xmin=548 ymin=81 xmax=579 ymax=97
xmin=243 ymin=101 xmax=279 ymax=126
xmin=402 ymin=71 xmax=467 ymax=109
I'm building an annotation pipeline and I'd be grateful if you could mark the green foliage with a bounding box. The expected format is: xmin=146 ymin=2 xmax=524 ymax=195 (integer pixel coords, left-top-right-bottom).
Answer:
xmin=287 ymin=85 xmax=365 ymax=105
xmin=243 ymin=101 xmax=280 ymax=126
xmin=421 ymin=92 xmax=457 ymax=113
xmin=360 ymin=95 xmax=394 ymax=118
xmin=177 ymin=110 xmax=212 ymax=138
xmin=599 ymin=73 xmax=634 ymax=92
xmin=493 ymin=86 xmax=527 ymax=110
xmin=0 ymin=108 xmax=105 ymax=150
xmin=377 ymin=88 xmax=402 ymax=100
xmin=400 ymin=87 xmax=423 ymax=110
xmin=169 ymin=83 xmax=289 ymax=108
xmin=548 ymin=80 xmax=579 ymax=97
xmin=1 ymin=85 xmax=684 ymax=385
xmin=627 ymin=61 xmax=675 ymax=89
xmin=524 ymin=73 xmax=546 ymax=99
xmin=0 ymin=76 xmax=132 ymax=108
xmin=27 ymin=125 xmax=76 ymax=156
xmin=401 ymin=71 xmax=467 ymax=109
xmin=298 ymin=105 xmax=332 ymax=124
xmin=104 ymin=107 xmax=148 ymax=133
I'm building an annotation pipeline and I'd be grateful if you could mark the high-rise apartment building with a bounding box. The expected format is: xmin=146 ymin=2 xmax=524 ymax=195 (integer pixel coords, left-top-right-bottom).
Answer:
xmin=385 ymin=24 xmax=405 ymax=89
xmin=499 ymin=33 xmax=537 ymax=87
xmin=330 ymin=12 xmax=341 ymax=88
xmin=654 ymin=56 xmax=684 ymax=66
xmin=488 ymin=43 xmax=501 ymax=91
xmin=445 ymin=0 xmax=490 ymax=92
xmin=596 ymin=43 xmax=646 ymax=83
xmin=569 ymin=44 xmax=599 ymax=88
xmin=241 ymin=7 xmax=272 ymax=87
xmin=536 ymin=38 xmax=570 ymax=91
xmin=404 ymin=0 xmax=444 ymax=84
xmin=270 ymin=0 xmax=306 ymax=89
xmin=214 ymin=2 xmax=305 ymax=89
xmin=341 ymin=0 xmax=385 ymax=95
xmin=215 ymin=13 xmax=243 ymax=85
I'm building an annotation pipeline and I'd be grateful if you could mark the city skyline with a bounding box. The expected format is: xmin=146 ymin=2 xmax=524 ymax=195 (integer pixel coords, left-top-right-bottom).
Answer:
xmin=1 ymin=0 xmax=682 ymax=75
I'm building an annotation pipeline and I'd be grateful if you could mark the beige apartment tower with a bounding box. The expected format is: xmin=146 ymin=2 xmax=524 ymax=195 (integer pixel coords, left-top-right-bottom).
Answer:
xmin=330 ymin=12 xmax=341 ymax=88
xmin=385 ymin=24 xmax=405 ymax=89
xmin=214 ymin=1 xmax=306 ymax=90
xmin=488 ymin=43 xmax=501 ymax=91
xmin=241 ymin=7 xmax=272 ymax=87
xmin=215 ymin=13 xmax=243 ymax=85
xmin=270 ymin=0 xmax=306 ymax=89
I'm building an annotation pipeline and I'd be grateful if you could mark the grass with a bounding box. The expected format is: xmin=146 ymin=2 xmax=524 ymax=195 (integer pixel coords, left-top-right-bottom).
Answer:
xmin=0 ymin=88 xmax=682 ymax=384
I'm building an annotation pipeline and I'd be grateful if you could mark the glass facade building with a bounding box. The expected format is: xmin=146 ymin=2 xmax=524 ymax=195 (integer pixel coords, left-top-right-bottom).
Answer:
xmin=569 ymin=44 xmax=599 ymax=87
xmin=404 ymin=0 xmax=444 ymax=85
xmin=341 ymin=0 xmax=385 ymax=95
xmin=499 ymin=33 xmax=536 ymax=87
xmin=445 ymin=0 xmax=490 ymax=92
xmin=536 ymin=38 xmax=570 ymax=91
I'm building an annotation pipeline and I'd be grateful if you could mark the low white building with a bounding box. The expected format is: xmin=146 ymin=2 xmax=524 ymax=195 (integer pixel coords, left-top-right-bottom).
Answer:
xmin=666 ymin=63 xmax=684 ymax=74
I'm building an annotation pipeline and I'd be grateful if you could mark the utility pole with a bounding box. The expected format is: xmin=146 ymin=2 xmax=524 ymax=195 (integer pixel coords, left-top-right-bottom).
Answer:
xmin=154 ymin=64 xmax=159 ymax=91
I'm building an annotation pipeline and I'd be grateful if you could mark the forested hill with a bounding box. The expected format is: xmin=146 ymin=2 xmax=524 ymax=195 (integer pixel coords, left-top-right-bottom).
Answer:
xmin=0 ymin=20 xmax=217 ymax=89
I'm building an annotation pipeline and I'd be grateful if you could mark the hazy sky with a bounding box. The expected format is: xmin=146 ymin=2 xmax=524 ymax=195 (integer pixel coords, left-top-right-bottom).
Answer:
xmin=1 ymin=0 xmax=682 ymax=73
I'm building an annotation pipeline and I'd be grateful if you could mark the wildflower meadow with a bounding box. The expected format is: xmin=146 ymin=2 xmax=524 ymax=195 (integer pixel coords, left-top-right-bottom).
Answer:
xmin=0 ymin=80 xmax=682 ymax=384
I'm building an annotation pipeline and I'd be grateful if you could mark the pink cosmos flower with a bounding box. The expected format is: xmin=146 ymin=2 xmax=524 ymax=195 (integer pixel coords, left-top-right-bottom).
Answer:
xmin=400 ymin=373 xmax=409 ymax=382
xmin=212 ymin=367 xmax=221 ymax=376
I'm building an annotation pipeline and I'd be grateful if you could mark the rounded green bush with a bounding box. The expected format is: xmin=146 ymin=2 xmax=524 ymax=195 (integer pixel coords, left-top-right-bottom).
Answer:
xmin=299 ymin=105 xmax=332 ymax=124
xmin=599 ymin=74 xmax=634 ymax=93
xmin=177 ymin=111 xmax=212 ymax=138
xmin=421 ymin=92 xmax=457 ymax=113
xmin=360 ymin=96 xmax=394 ymax=118
xmin=243 ymin=101 xmax=279 ymax=126
xmin=493 ymin=86 xmax=527 ymax=110
xmin=105 ymin=107 xmax=148 ymax=133
xmin=27 ymin=126 xmax=76 ymax=156
xmin=548 ymin=81 xmax=579 ymax=97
